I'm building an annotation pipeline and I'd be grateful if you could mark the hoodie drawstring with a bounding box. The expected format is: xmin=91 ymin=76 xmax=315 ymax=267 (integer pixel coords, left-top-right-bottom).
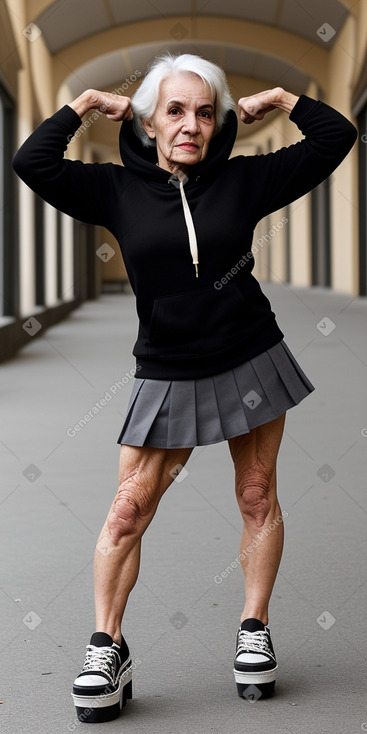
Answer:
xmin=179 ymin=179 xmax=199 ymax=278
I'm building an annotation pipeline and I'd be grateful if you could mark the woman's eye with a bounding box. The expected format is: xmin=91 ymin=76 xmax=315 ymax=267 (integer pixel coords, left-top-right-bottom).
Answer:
xmin=168 ymin=108 xmax=212 ymax=118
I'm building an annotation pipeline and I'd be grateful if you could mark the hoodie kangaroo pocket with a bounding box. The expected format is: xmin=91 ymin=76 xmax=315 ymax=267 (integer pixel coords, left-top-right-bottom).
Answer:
xmin=148 ymin=282 xmax=247 ymax=359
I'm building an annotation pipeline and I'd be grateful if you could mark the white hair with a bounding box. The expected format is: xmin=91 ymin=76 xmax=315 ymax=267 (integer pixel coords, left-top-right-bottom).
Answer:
xmin=130 ymin=52 xmax=236 ymax=147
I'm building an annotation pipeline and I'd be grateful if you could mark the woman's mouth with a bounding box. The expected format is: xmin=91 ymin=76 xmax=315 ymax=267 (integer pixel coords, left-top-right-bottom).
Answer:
xmin=177 ymin=143 xmax=199 ymax=151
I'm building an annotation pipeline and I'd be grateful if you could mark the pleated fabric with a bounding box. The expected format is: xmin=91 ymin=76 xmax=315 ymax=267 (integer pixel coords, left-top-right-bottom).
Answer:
xmin=116 ymin=339 xmax=315 ymax=449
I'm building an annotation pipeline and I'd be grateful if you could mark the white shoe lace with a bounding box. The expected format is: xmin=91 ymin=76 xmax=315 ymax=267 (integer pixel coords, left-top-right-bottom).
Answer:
xmin=236 ymin=629 xmax=275 ymax=661
xmin=81 ymin=645 xmax=119 ymax=682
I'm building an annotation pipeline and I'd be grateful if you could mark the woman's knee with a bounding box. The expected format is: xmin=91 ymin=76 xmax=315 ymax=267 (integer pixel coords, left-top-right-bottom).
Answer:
xmin=107 ymin=471 xmax=155 ymax=544
xmin=107 ymin=444 xmax=194 ymax=545
xmin=236 ymin=463 xmax=276 ymax=528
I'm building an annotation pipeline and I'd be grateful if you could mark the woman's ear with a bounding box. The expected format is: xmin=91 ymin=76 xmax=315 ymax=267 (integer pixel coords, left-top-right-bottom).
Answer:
xmin=141 ymin=119 xmax=156 ymax=140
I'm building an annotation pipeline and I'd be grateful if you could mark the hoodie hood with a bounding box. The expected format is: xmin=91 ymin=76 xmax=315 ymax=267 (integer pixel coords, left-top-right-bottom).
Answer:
xmin=119 ymin=108 xmax=238 ymax=182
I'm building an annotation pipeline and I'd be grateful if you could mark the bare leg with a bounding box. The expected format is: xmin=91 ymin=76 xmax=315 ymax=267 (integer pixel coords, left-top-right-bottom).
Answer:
xmin=227 ymin=413 xmax=286 ymax=626
xmin=94 ymin=444 xmax=193 ymax=643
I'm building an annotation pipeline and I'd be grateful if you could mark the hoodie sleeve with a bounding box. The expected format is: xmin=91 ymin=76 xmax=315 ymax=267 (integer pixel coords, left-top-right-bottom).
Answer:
xmin=247 ymin=95 xmax=357 ymax=222
xmin=12 ymin=105 xmax=119 ymax=227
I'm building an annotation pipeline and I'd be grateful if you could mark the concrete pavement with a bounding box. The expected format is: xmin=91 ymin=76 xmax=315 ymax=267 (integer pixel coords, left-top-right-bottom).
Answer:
xmin=1 ymin=280 xmax=367 ymax=734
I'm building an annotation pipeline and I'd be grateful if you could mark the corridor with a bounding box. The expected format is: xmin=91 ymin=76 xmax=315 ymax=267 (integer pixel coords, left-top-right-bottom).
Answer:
xmin=1 ymin=281 xmax=367 ymax=733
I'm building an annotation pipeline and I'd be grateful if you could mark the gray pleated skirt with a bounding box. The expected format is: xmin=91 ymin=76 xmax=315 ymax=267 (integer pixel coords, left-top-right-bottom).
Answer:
xmin=116 ymin=339 xmax=315 ymax=449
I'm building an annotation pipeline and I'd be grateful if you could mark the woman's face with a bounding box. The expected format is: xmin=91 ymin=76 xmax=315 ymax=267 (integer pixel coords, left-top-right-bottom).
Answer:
xmin=142 ymin=72 xmax=216 ymax=175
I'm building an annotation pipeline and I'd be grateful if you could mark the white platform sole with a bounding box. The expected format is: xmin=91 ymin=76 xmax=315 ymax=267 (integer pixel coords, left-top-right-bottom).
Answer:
xmin=72 ymin=666 xmax=132 ymax=722
xmin=233 ymin=665 xmax=277 ymax=685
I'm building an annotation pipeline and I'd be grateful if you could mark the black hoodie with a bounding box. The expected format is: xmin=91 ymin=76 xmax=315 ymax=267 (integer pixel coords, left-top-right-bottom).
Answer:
xmin=12 ymin=95 xmax=357 ymax=379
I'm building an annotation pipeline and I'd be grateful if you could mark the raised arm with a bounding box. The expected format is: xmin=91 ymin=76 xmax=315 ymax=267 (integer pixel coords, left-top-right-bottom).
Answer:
xmin=237 ymin=87 xmax=358 ymax=222
xmin=12 ymin=89 xmax=133 ymax=227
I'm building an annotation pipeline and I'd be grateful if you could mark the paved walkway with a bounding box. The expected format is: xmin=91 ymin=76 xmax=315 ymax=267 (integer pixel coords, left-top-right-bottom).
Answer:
xmin=1 ymin=281 xmax=367 ymax=734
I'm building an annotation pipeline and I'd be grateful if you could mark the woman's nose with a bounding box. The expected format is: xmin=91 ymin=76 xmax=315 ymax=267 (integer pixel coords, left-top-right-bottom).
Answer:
xmin=181 ymin=114 xmax=200 ymax=134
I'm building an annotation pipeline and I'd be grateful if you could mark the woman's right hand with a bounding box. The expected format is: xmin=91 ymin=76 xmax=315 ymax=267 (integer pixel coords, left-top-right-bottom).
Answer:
xmin=68 ymin=89 xmax=133 ymax=121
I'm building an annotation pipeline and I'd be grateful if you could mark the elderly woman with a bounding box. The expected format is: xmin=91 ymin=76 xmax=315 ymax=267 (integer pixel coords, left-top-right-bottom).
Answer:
xmin=13 ymin=52 xmax=357 ymax=722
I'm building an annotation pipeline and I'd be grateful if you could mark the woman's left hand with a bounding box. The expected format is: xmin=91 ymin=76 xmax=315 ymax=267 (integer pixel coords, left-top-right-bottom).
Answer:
xmin=238 ymin=87 xmax=284 ymax=125
xmin=238 ymin=87 xmax=295 ymax=123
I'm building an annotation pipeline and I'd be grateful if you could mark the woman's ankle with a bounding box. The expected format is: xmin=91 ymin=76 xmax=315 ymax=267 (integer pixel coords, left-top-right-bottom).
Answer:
xmin=240 ymin=609 xmax=269 ymax=626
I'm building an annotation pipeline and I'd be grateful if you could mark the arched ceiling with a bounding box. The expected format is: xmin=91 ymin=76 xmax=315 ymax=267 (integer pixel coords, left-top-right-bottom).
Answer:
xmin=33 ymin=0 xmax=350 ymax=100
xmin=64 ymin=41 xmax=310 ymax=99
xmin=34 ymin=0 xmax=350 ymax=55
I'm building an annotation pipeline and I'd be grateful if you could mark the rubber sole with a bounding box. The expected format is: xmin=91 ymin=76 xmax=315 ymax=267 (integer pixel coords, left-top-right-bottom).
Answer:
xmin=234 ymin=667 xmax=277 ymax=701
xmin=236 ymin=680 xmax=275 ymax=700
xmin=72 ymin=670 xmax=132 ymax=723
